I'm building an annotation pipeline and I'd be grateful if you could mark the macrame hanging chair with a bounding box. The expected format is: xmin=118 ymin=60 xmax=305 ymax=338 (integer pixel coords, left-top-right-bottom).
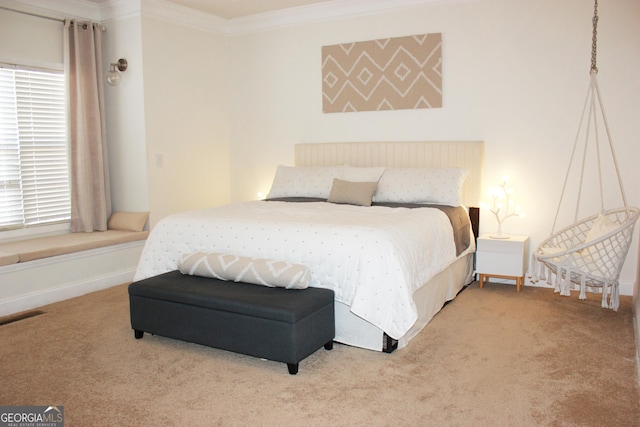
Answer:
xmin=531 ymin=0 xmax=639 ymax=310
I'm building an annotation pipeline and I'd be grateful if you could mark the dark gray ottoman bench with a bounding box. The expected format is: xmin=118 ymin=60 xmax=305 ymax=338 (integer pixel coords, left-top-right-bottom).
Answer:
xmin=128 ymin=270 xmax=335 ymax=374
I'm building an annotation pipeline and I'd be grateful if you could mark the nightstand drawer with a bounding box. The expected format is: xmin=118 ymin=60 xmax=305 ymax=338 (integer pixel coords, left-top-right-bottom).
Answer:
xmin=477 ymin=251 xmax=528 ymax=276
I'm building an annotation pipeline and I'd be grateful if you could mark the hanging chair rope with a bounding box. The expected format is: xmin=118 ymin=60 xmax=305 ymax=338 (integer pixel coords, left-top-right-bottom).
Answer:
xmin=592 ymin=72 xmax=631 ymax=215
xmin=587 ymin=0 xmax=629 ymax=216
xmin=591 ymin=0 xmax=598 ymax=74
xmin=548 ymin=0 xmax=630 ymax=240
xmin=592 ymin=76 xmax=604 ymax=215
xmin=549 ymin=84 xmax=590 ymax=237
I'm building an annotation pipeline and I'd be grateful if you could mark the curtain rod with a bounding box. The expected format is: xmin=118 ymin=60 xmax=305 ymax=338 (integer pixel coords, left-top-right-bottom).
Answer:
xmin=0 ymin=5 xmax=106 ymax=30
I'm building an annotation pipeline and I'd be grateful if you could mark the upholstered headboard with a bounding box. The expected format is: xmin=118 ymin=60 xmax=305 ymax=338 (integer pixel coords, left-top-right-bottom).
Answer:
xmin=295 ymin=141 xmax=484 ymax=208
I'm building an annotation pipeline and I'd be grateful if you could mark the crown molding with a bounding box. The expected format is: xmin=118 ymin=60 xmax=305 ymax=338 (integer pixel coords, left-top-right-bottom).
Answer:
xmin=224 ymin=0 xmax=467 ymax=35
xmin=0 ymin=0 xmax=101 ymax=20
xmin=140 ymin=0 xmax=226 ymax=33
xmin=111 ymin=0 xmax=466 ymax=35
xmin=99 ymin=0 xmax=141 ymax=22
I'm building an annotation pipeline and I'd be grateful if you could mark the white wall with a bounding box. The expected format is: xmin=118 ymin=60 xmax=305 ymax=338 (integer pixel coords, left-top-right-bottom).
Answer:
xmin=102 ymin=15 xmax=149 ymax=215
xmin=140 ymin=14 xmax=231 ymax=226
xmin=226 ymin=0 xmax=640 ymax=293
xmin=91 ymin=3 xmax=233 ymax=227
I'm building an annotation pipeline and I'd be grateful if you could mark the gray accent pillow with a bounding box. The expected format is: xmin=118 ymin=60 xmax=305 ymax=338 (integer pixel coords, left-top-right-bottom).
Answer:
xmin=327 ymin=179 xmax=378 ymax=207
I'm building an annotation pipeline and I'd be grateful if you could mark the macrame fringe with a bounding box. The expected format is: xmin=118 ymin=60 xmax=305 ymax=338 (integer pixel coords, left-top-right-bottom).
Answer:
xmin=601 ymin=283 xmax=608 ymax=309
xmin=609 ymin=282 xmax=620 ymax=311
xmin=531 ymin=257 xmax=540 ymax=282
xmin=561 ymin=268 xmax=572 ymax=296
xmin=531 ymin=253 xmax=624 ymax=311
xmin=579 ymin=275 xmax=587 ymax=300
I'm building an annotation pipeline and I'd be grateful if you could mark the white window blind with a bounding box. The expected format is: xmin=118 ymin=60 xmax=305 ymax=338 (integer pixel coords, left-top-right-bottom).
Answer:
xmin=0 ymin=66 xmax=70 ymax=230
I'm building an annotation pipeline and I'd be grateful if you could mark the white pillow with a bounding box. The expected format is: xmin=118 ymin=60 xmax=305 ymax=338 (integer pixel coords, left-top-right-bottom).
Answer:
xmin=540 ymin=246 xmax=565 ymax=256
xmin=342 ymin=166 xmax=385 ymax=182
xmin=266 ymin=165 xmax=344 ymax=199
xmin=538 ymin=246 xmax=566 ymax=260
xmin=584 ymin=214 xmax=619 ymax=244
xmin=583 ymin=214 xmax=619 ymax=259
xmin=107 ymin=211 xmax=149 ymax=232
xmin=178 ymin=252 xmax=311 ymax=289
xmin=373 ymin=168 xmax=469 ymax=206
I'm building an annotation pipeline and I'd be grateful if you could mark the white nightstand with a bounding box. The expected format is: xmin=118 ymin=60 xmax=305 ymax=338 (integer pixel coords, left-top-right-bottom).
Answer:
xmin=476 ymin=234 xmax=530 ymax=292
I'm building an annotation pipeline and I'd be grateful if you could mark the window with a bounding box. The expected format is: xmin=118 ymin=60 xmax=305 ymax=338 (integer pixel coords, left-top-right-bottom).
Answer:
xmin=0 ymin=65 xmax=70 ymax=231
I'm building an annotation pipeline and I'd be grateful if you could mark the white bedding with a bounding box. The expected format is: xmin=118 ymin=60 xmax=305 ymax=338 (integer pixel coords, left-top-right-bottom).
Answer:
xmin=134 ymin=200 xmax=468 ymax=339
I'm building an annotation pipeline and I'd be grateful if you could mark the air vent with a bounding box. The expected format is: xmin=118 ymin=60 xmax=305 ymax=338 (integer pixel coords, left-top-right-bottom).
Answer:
xmin=0 ymin=310 xmax=45 ymax=326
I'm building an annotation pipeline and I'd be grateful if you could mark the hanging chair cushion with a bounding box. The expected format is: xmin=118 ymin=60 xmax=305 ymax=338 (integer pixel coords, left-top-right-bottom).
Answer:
xmin=540 ymin=246 xmax=565 ymax=256
xmin=540 ymin=213 xmax=620 ymax=260
xmin=538 ymin=246 xmax=567 ymax=264
xmin=583 ymin=214 xmax=619 ymax=248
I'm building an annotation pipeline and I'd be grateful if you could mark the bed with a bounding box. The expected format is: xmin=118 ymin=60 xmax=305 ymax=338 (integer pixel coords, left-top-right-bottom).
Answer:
xmin=134 ymin=141 xmax=484 ymax=352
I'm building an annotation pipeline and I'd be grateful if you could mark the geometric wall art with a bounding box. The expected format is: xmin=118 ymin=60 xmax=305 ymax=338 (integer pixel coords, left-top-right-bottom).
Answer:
xmin=322 ymin=33 xmax=442 ymax=113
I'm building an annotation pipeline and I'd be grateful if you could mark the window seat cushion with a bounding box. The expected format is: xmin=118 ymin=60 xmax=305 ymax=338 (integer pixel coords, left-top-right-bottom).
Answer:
xmin=0 ymin=230 xmax=149 ymax=265
xmin=0 ymin=252 xmax=20 ymax=267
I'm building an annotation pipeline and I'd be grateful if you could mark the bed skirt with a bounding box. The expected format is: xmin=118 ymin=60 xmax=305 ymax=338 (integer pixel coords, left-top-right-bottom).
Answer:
xmin=334 ymin=253 xmax=474 ymax=351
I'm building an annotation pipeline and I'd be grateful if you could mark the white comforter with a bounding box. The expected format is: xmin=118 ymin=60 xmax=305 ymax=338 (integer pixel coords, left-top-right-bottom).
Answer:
xmin=134 ymin=201 xmax=465 ymax=339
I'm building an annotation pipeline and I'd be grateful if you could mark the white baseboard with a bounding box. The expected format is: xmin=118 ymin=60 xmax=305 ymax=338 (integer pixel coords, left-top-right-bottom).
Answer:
xmin=480 ymin=276 xmax=635 ymax=297
xmin=525 ymin=280 xmax=635 ymax=296
xmin=524 ymin=278 xmax=635 ymax=297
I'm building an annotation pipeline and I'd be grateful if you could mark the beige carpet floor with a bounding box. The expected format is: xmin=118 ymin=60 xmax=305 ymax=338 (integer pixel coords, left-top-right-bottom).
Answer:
xmin=1 ymin=281 xmax=638 ymax=426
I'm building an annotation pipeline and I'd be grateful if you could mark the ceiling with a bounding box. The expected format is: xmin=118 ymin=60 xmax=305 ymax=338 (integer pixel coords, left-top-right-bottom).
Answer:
xmin=86 ymin=0 xmax=335 ymax=19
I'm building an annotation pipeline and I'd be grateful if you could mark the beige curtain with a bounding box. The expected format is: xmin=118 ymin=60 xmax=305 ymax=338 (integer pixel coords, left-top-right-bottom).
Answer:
xmin=64 ymin=20 xmax=111 ymax=232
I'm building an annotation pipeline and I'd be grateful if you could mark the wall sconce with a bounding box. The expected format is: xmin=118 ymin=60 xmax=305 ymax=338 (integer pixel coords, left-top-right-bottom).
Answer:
xmin=106 ymin=58 xmax=128 ymax=86
xmin=480 ymin=176 xmax=525 ymax=239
